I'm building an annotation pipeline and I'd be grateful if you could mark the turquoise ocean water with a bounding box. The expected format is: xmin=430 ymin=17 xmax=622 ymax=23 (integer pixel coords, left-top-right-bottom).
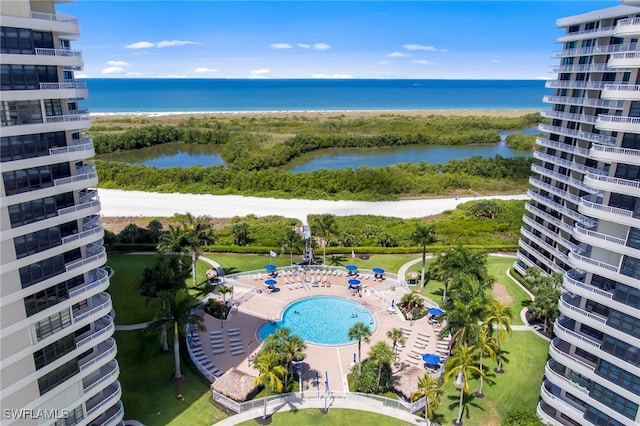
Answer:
xmin=82 ymin=79 xmax=547 ymax=113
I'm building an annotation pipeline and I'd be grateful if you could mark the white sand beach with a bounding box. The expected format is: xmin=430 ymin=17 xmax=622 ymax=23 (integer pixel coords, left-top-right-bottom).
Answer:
xmin=99 ymin=189 xmax=528 ymax=221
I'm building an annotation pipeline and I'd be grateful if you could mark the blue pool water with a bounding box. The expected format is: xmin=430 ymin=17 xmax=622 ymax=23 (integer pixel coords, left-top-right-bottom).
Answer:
xmin=258 ymin=296 xmax=376 ymax=345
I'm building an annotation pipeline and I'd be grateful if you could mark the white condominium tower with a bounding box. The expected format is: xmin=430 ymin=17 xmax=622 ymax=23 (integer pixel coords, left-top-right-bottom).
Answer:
xmin=515 ymin=1 xmax=640 ymax=426
xmin=0 ymin=1 xmax=123 ymax=425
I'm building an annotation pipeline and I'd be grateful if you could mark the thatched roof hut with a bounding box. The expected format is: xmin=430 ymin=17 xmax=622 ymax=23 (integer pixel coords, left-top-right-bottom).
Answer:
xmin=211 ymin=368 xmax=259 ymax=402
xmin=393 ymin=367 xmax=424 ymax=400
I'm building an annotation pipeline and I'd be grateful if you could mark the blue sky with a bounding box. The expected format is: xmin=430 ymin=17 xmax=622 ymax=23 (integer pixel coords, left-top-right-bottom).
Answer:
xmin=58 ymin=1 xmax=621 ymax=79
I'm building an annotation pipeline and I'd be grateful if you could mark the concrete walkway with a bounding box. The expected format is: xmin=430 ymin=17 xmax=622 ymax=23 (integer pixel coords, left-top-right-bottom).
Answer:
xmin=213 ymin=395 xmax=426 ymax=425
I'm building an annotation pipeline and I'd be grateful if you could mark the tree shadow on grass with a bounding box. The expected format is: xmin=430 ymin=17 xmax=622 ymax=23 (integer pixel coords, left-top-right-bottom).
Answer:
xmin=446 ymin=392 xmax=485 ymax=425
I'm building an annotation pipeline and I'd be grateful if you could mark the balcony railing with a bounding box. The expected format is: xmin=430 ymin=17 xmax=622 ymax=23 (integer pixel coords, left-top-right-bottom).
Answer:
xmin=73 ymin=292 xmax=111 ymax=322
xmin=542 ymin=95 xmax=624 ymax=109
xmin=534 ymin=150 xmax=607 ymax=177
xmin=49 ymin=141 xmax=93 ymax=156
xmin=541 ymin=110 xmax=596 ymax=125
xmin=538 ymin=124 xmax=617 ymax=146
xmin=552 ymin=43 xmax=636 ymax=58
xmin=616 ymin=17 xmax=640 ymax=28
xmin=545 ymin=362 xmax=590 ymax=395
xmin=554 ymin=317 xmax=602 ymax=349
xmin=579 ymin=194 xmax=634 ymax=220
xmin=69 ymin=268 xmax=109 ymax=298
xmin=609 ymin=51 xmax=640 ymax=61
xmin=603 ymin=84 xmax=640 ymax=94
xmin=574 ymin=223 xmax=626 ymax=248
xmin=528 ymin=176 xmax=582 ymax=206
xmin=31 ymin=11 xmax=78 ymax=24
xmin=527 ymin=189 xmax=596 ymax=228
xmin=559 ymin=293 xmax=607 ymax=325
xmin=520 ymin=227 xmax=569 ymax=263
xmin=53 ymin=164 xmax=97 ymax=187
xmin=558 ymin=25 xmax=616 ymax=40
xmin=550 ymin=337 xmax=597 ymax=373
xmin=101 ymin=401 xmax=124 ymax=426
xmin=76 ymin=315 xmax=114 ymax=348
xmin=65 ymin=247 xmax=107 ymax=272
xmin=34 ymin=48 xmax=82 ymax=57
xmin=531 ymin=164 xmax=598 ymax=194
xmin=596 ymin=114 xmax=640 ymax=128
xmin=61 ymin=224 xmax=103 ymax=245
xmin=86 ymin=381 xmax=121 ymax=417
xmin=536 ymin=137 xmax=590 ymax=157
xmin=80 ymin=189 xmax=99 ymax=204
xmin=568 ymin=251 xmax=618 ymax=274
xmin=564 ymin=269 xmax=614 ymax=300
xmin=524 ymin=202 xmax=574 ymax=234
xmin=584 ymin=171 xmax=640 ymax=191
xmin=518 ymin=239 xmax=565 ymax=274
xmin=545 ymin=80 xmax=607 ymax=90
xmin=79 ymin=338 xmax=117 ymax=372
xmin=550 ymin=63 xmax=613 ymax=73
xmin=57 ymin=199 xmax=100 ymax=216
xmin=39 ymin=81 xmax=87 ymax=91
xmin=83 ymin=360 xmax=119 ymax=395
xmin=45 ymin=110 xmax=90 ymax=124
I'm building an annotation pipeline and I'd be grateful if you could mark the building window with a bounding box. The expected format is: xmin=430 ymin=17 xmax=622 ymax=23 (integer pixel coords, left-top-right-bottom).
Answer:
xmin=589 ymin=383 xmax=639 ymax=420
xmin=620 ymin=256 xmax=640 ymax=280
xmin=37 ymin=358 xmax=79 ymax=396
xmin=34 ymin=309 xmax=73 ymax=341
xmin=0 ymin=100 xmax=43 ymax=126
xmin=601 ymin=334 xmax=640 ymax=365
xmin=1 ymin=131 xmax=67 ymax=162
xmin=0 ymin=27 xmax=54 ymax=54
xmin=596 ymin=359 xmax=640 ymax=395
xmin=33 ymin=332 xmax=76 ymax=370
xmin=7 ymin=192 xmax=74 ymax=228
xmin=607 ymin=310 xmax=640 ymax=339
xmin=23 ymin=274 xmax=84 ymax=317
xmin=2 ymin=162 xmax=71 ymax=196
xmin=612 ymin=282 xmax=640 ymax=309
xmin=18 ymin=248 xmax=80 ymax=289
xmin=54 ymin=405 xmax=83 ymax=426
xmin=585 ymin=406 xmax=627 ymax=426
xmin=1 ymin=64 xmax=58 ymax=91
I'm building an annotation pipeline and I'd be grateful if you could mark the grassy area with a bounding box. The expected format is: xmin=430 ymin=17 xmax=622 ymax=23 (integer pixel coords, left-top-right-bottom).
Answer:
xmin=114 ymin=330 xmax=228 ymax=426
xmin=236 ymin=409 xmax=414 ymax=425
xmin=431 ymin=332 xmax=549 ymax=426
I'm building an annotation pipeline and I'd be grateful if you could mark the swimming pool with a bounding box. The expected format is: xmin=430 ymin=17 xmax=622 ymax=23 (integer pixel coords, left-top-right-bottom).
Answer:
xmin=258 ymin=296 xmax=376 ymax=345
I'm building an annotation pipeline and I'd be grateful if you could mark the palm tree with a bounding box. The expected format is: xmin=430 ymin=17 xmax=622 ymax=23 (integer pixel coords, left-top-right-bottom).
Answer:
xmin=440 ymin=296 xmax=485 ymax=349
xmin=445 ymin=343 xmax=484 ymax=425
xmin=348 ymin=322 xmax=371 ymax=375
xmin=400 ymin=291 xmax=424 ymax=313
xmin=157 ymin=224 xmax=190 ymax=262
xmin=386 ymin=328 xmax=406 ymax=364
xmin=310 ymin=214 xmax=337 ymax=264
xmin=411 ymin=373 xmax=444 ymax=426
xmin=182 ymin=213 xmax=216 ymax=287
xmin=147 ymin=290 xmax=205 ymax=380
xmin=410 ymin=224 xmax=438 ymax=289
xmin=280 ymin=334 xmax=306 ymax=389
xmin=253 ymin=351 xmax=287 ymax=420
xmin=230 ymin=222 xmax=250 ymax=246
xmin=430 ymin=246 xmax=488 ymax=303
xmin=146 ymin=219 xmax=163 ymax=243
xmin=473 ymin=326 xmax=498 ymax=398
xmin=368 ymin=341 xmax=394 ymax=392
xmin=483 ymin=300 xmax=512 ymax=374
xmin=281 ymin=228 xmax=303 ymax=265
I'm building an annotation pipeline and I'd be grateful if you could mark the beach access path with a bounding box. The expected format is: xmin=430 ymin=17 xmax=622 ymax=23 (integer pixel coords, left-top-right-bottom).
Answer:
xmin=98 ymin=189 xmax=528 ymax=221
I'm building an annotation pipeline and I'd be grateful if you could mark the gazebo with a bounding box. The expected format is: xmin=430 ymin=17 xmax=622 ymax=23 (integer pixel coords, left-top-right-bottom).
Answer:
xmin=211 ymin=368 xmax=259 ymax=402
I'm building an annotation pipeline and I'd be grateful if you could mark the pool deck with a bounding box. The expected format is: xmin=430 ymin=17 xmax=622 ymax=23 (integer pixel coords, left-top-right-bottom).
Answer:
xmin=194 ymin=269 xmax=445 ymax=394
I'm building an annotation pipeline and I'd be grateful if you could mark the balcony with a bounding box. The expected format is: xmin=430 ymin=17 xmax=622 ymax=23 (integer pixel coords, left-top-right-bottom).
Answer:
xmin=607 ymin=51 xmax=640 ymax=69
xmin=549 ymin=338 xmax=597 ymax=375
xmin=65 ymin=245 xmax=106 ymax=272
xmin=54 ymin=163 xmax=97 ymax=188
xmin=73 ymin=292 xmax=112 ymax=323
xmin=69 ymin=267 xmax=110 ymax=298
xmin=79 ymin=337 xmax=117 ymax=372
xmin=559 ymin=293 xmax=608 ymax=328
xmin=533 ymin=151 xmax=607 ymax=178
xmin=563 ymin=270 xmax=614 ymax=302
xmin=88 ymin=400 xmax=124 ymax=426
xmin=57 ymin=198 xmax=101 ymax=217
xmin=567 ymin=252 xmax=619 ymax=280
xmin=545 ymin=80 xmax=606 ymax=90
xmin=590 ymin=143 xmax=640 ymax=166
xmin=522 ymin=214 xmax=567 ymax=244
xmin=61 ymin=223 xmax=104 ymax=246
xmin=595 ymin=115 xmax=640 ymax=134
xmin=531 ymin=164 xmax=598 ymax=195
xmin=545 ymin=361 xmax=590 ymax=396
xmin=538 ymin=124 xmax=617 ymax=146
xmin=535 ymin=137 xmax=590 ymax=157
xmin=583 ymin=172 xmax=640 ymax=198
xmin=86 ymin=381 xmax=122 ymax=418
xmin=551 ymin=43 xmax=637 ymax=58
xmin=542 ymin=95 xmax=624 ymax=110
xmin=554 ymin=317 xmax=602 ymax=350
xmin=524 ymin=202 xmax=574 ymax=234
xmin=83 ymin=359 xmax=119 ymax=395
xmin=540 ymin=380 xmax=586 ymax=425
xmin=556 ymin=25 xmax=616 ymax=42
xmin=527 ymin=189 xmax=596 ymax=228
xmin=49 ymin=137 xmax=94 ymax=159
xmin=550 ymin=63 xmax=615 ymax=73
xmin=520 ymin=226 xmax=568 ymax=263
xmin=518 ymin=238 xmax=565 ymax=274
xmin=1 ymin=11 xmax=79 ymax=39
xmin=46 ymin=109 xmax=91 ymax=126
xmin=578 ymin=194 xmax=639 ymax=228
xmin=540 ymin=110 xmax=596 ymax=125
xmin=601 ymin=84 xmax=640 ymax=101
xmin=529 ymin=176 xmax=583 ymax=205
xmin=537 ymin=401 xmax=564 ymax=426
xmin=75 ymin=315 xmax=114 ymax=349
xmin=613 ymin=17 xmax=640 ymax=37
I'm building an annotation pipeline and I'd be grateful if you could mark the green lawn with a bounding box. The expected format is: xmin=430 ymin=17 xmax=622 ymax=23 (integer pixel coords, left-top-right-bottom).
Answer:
xmin=114 ymin=331 xmax=228 ymax=426
xmin=237 ymin=409 xmax=414 ymax=425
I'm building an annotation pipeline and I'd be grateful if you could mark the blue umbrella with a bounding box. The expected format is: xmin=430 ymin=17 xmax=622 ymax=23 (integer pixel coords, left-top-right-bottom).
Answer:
xmin=346 ymin=264 xmax=358 ymax=271
xmin=265 ymin=264 xmax=276 ymax=271
xmin=348 ymin=279 xmax=361 ymax=286
xmin=428 ymin=307 xmax=444 ymax=316
xmin=264 ymin=279 xmax=277 ymax=286
xmin=422 ymin=353 xmax=441 ymax=365
xmin=372 ymin=267 xmax=384 ymax=274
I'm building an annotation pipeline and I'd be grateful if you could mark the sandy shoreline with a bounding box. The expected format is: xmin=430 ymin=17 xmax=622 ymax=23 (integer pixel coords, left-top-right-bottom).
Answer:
xmin=99 ymin=189 xmax=528 ymax=222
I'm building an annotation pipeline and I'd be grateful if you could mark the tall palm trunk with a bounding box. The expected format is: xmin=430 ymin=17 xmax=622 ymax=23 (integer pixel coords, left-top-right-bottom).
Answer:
xmin=161 ymin=325 xmax=169 ymax=352
xmin=456 ymin=386 xmax=464 ymax=424
xmin=263 ymin=386 xmax=269 ymax=419
xmin=358 ymin=341 xmax=362 ymax=375
xmin=425 ymin=400 xmax=431 ymax=426
xmin=191 ymin=252 xmax=198 ymax=287
xmin=173 ymin=321 xmax=182 ymax=379
xmin=477 ymin=352 xmax=485 ymax=396
xmin=420 ymin=246 xmax=427 ymax=289
xmin=496 ymin=338 xmax=503 ymax=372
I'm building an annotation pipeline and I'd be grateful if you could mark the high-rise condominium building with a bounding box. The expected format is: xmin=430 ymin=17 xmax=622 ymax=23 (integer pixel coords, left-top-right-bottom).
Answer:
xmin=0 ymin=1 xmax=123 ymax=425
xmin=515 ymin=1 xmax=640 ymax=426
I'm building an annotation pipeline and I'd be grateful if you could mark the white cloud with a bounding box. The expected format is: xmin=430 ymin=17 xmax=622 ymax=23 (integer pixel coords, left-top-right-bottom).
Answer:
xmin=270 ymin=43 xmax=293 ymax=49
xmin=125 ymin=72 xmax=143 ymax=76
xmin=165 ymin=74 xmax=188 ymax=78
xmin=126 ymin=41 xmax=154 ymax=49
xmin=490 ymin=59 xmax=501 ymax=63
xmin=107 ymin=60 xmax=130 ymax=67
xmin=402 ymin=44 xmax=448 ymax=52
xmin=312 ymin=42 xmax=331 ymax=50
xmin=410 ymin=59 xmax=433 ymax=65
xmin=388 ymin=52 xmax=411 ymax=58
xmin=101 ymin=66 xmax=126 ymax=74
xmin=194 ymin=67 xmax=219 ymax=74
xmin=250 ymin=69 xmax=271 ymax=75
xmin=311 ymin=73 xmax=353 ymax=79
xmin=297 ymin=43 xmax=311 ymax=48
xmin=156 ymin=40 xmax=198 ymax=48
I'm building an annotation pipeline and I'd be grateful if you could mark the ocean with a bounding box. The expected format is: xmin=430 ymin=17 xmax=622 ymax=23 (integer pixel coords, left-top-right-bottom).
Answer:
xmin=81 ymin=79 xmax=547 ymax=113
